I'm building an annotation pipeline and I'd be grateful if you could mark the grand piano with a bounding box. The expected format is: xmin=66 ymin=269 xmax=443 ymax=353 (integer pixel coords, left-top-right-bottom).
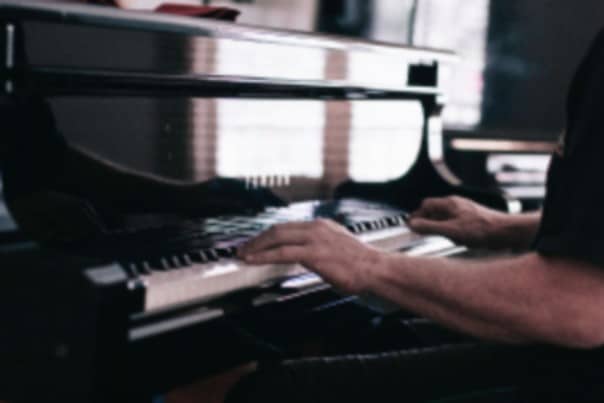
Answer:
xmin=0 ymin=2 xmax=516 ymax=402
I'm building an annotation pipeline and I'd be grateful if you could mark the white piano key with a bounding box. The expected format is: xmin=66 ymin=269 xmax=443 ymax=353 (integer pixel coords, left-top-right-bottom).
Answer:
xmin=143 ymin=259 xmax=308 ymax=311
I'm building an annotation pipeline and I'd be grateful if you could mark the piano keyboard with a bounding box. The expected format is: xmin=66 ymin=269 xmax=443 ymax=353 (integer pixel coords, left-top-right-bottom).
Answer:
xmin=103 ymin=199 xmax=459 ymax=313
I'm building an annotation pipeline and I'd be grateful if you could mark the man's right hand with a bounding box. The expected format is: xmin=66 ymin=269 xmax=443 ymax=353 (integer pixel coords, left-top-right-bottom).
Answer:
xmin=407 ymin=196 xmax=512 ymax=249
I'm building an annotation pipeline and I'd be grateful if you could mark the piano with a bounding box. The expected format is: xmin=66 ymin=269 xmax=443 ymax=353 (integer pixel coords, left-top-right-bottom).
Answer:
xmin=0 ymin=2 xmax=515 ymax=402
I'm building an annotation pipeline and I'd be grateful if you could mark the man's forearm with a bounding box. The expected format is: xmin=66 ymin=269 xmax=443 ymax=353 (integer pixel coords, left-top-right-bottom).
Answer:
xmin=368 ymin=252 xmax=604 ymax=348
xmin=493 ymin=212 xmax=541 ymax=249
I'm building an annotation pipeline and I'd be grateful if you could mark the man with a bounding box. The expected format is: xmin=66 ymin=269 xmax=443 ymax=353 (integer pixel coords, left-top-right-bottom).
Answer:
xmin=224 ymin=25 xmax=604 ymax=403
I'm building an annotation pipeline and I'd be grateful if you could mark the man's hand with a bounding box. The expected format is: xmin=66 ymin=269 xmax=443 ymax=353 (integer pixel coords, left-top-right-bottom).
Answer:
xmin=408 ymin=196 xmax=542 ymax=250
xmin=408 ymin=196 xmax=512 ymax=249
xmin=238 ymin=219 xmax=384 ymax=294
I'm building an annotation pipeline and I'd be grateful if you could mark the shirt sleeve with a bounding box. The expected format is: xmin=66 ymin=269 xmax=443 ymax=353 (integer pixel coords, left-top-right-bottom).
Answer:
xmin=533 ymin=33 xmax=604 ymax=267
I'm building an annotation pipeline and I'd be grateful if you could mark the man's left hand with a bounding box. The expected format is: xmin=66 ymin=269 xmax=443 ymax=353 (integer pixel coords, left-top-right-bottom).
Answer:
xmin=238 ymin=219 xmax=384 ymax=294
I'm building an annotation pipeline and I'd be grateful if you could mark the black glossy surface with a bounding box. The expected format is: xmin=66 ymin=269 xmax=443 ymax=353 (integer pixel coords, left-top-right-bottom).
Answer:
xmin=72 ymin=198 xmax=408 ymax=267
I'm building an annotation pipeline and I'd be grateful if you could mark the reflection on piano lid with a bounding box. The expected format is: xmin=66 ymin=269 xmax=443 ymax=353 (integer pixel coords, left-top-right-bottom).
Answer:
xmin=51 ymin=97 xmax=424 ymax=201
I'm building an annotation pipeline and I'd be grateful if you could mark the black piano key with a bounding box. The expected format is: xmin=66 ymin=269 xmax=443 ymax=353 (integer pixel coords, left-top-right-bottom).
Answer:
xmin=180 ymin=254 xmax=190 ymax=266
xmin=387 ymin=216 xmax=399 ymax=227
xmin=186 ymin=251 xmax=202 ymax=263
xmin=208 ymin=249 xmax=220 ymax=261
xmin=198 ymin=251 xmax=210 ymax=263
xmin=171 ymin=255 xmax=183 ymax=268
xmin=199 ymin=250 xmax=217 ymax=263
xmin=125 ymin=262 xmax=139 ymax=277
xmin=346 ymin=222 xmax=360 ymax=233
xmin=182 ymin=254 xmax=193 ymax=266
xmin=216 ymin=247 xmax=237 ymax=258
xmin=144 ymin=259 xmax=159 ymax=271
xmin=141 ymin=261 xmax=152 ymax=274
xmin=160 ymin=257 xmax=172 ymax=270
xmin=215 ymin=248 xmax=229 ymax=258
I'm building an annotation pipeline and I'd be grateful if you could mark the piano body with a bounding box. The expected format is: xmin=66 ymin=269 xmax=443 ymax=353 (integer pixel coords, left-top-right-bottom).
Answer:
xmin=0 ymin=2 xmax=514 ymax=402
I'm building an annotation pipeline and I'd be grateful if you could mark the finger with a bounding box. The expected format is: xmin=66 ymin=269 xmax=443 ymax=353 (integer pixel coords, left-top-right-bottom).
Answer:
xmin=412 ymin=198 xmax=453 ymax=219
xmin=244 ymin=245 xmax=308 ymax=265
xmin=408 ymin=217 xmax=456 ymax=237
xmin=239 ymin=222 xmax=314 ymax=257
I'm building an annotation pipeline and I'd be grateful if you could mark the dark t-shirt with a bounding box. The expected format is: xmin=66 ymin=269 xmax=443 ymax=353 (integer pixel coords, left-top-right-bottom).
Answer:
xmin=530 ymin=28 xmax=604 ymax=401
xmin=534 ymin=28 xmax=604 ymax=265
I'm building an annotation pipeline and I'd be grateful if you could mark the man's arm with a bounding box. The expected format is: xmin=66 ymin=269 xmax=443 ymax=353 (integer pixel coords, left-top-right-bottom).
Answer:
xmin=371 ymin=252 xmax=604 ymax=348
xmin=240 ymin=219 xmax=604 ymax=349
xmin=408 ymin=196 xmax=540 ymax=250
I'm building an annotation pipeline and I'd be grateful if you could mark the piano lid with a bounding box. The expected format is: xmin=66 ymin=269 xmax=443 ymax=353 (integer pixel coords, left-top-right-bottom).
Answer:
xmin=0 ymin=0 xmax=456 ymax=58
xmin=1 ymin=0 xmax=457 ymax=96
